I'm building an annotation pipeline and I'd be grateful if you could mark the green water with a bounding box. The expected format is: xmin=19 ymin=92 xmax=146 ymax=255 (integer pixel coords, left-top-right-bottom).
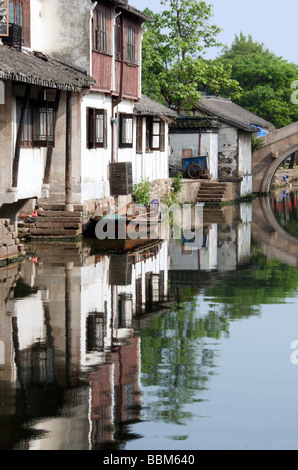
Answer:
xmin=1 ymin=197 xmax=298 ymax=450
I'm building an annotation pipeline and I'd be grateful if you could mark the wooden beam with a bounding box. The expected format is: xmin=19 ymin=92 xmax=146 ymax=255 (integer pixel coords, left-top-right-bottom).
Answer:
xmin=64 ymin=91 xmax=73 ymax=211
xmin=44 ymin=89 xmax=61 ymax=185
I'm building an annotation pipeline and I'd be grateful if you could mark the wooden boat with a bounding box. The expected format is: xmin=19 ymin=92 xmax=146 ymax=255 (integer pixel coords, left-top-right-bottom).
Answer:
xmin=86 ymin=235 xmax=162 ymax=254
xmin=84 ymin=202 xmax=160 ymax=240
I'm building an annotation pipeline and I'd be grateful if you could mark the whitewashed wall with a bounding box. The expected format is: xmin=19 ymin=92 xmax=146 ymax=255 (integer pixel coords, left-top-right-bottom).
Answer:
xmin=238 ymin=131 xmax=253 ymax=196
xmin=169 ymin=131 xmax=218 ymax=180
xmin=30 ymin=0 xmax=92 ymax=75
xmin=17 ymin=148 xmax=46 ymax=200
xmin=80 ymin=92 xmax=112 ymax=203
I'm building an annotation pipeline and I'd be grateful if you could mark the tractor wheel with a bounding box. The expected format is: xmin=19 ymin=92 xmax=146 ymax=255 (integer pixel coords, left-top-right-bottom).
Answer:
xmin=187 ymin=163 xmax=203 ymax=179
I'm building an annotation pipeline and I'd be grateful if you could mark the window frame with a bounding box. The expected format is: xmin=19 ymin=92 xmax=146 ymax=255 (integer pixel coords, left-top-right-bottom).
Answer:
xmin=32 ymin=101 xmax=55 ymax=148
xmin=136 ymin=116 xmax=143 ymax=154
xmin=119 ymin=113 xmax=133 ymax=149
xmin=93 ymin=8 xmax=107 ymax=53
xmin=87 ymin=108 xmax=108 ymax=149
xmin=9 ymin=0 xmax=23 ymax=27
xmin=16 ymin=98 xmax=55 ymax=148
xmin=126 ymin=25 xmax=135 ymax=63
xmin=146 ymin=117 xmax=166 ymax=152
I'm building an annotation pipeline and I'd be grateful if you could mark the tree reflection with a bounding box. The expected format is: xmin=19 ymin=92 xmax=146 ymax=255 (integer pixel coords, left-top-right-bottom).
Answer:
xmin=139 ymin=245 xmax=298 ymax=426
xmin=139 ymin=288 xmax=229 ymax=425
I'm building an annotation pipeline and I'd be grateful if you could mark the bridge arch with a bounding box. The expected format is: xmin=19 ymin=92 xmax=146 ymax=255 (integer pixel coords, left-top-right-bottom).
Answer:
xmin=252 ymin=122 xmax=298 ymax=194
xmin=260 ymin=144 xmax=298 ymax=194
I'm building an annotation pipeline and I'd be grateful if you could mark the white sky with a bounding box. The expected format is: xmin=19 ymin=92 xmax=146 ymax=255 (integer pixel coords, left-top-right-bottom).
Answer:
xmin=130 ymin=0 xmax=298 ymax=64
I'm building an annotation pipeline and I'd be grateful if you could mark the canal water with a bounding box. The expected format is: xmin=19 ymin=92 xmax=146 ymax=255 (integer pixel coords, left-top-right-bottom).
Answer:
xmin=1 ymin=192 xmax=298 ymax=451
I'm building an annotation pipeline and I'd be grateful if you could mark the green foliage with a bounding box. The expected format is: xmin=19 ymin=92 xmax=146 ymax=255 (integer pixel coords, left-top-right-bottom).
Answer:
xmin=251 ymin=135 xmax=264 ymax=153
xmin=133 ymin=179 xmax=151 ymax=206
xmin=216 ymin=33 xmax=298 ymax=128
xmin=171 ymin=172 xmax=184 ymax=194
xmin=205 ymin=245 xmax=298 ymax=309
xmin=162 ymin=173 xmax=184 ymax=206
xmin=141 ymin=1 xmax=241 ymax=113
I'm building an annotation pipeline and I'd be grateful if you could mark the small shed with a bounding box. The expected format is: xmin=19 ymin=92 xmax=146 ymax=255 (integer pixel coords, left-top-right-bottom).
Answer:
xmin=169 ymin=95 xmax=275 ymax=197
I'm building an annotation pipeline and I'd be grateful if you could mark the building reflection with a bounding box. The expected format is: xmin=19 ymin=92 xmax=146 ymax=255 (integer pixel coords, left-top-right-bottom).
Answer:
xmin=169 ymin=204 xmax=252 ymax=291
xmin=0 ymin=204 xmax=253 ymax=450
xmin=0 ymin=240 xmax=169 ymax=450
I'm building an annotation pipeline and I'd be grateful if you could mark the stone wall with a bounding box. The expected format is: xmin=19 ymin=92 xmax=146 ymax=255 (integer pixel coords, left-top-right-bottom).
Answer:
xmin=0 ymin=219 xmax=25 ymax=267
xmin=218 ymin=126 xmax=238 ymax=178
xmin=149 ymin=178 xmax=202 ymax=204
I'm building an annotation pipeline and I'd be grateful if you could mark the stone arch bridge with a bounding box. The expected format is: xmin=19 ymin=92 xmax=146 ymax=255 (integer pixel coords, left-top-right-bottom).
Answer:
xmin=252 ymin=122 xmax=298 ymax=194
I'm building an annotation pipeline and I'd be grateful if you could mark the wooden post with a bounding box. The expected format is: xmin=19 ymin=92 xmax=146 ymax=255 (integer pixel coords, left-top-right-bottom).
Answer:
xmin=44 ymin=89 xmax=61 ymax=185
xmin=64 ymin=91 xmax=73 ymax=211
xmin=12 ymin=84 xmax=31 ymax=188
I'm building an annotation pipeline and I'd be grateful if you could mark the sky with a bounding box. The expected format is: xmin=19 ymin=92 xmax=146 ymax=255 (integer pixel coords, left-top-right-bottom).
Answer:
xmin=130 ymin=0 xmax=298 ymax=64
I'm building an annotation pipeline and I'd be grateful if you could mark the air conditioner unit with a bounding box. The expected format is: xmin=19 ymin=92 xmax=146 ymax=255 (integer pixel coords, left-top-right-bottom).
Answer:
xmin=2 ymin=23 xmax=22 ymax=50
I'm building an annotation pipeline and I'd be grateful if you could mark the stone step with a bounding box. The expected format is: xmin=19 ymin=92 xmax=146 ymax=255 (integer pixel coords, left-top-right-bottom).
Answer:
xmin=38 ymin=203 xmax=84 ymax=211
xmin=37 ymin=210 xmax=82 ymax=218
xmin=201 ymin=184 xmax=227 ymax=191
xmin=34 ymin=222 xmax=81 ymax=230
xmin=197 ymin=191 xmax=226 ymax=196
xmin=29 ymin=228 xmax=82 ymax=237
xmin=197 ymin=197 xmax=225 ymax=202
xmin=34 ymin=216 xmax=81 ymax=223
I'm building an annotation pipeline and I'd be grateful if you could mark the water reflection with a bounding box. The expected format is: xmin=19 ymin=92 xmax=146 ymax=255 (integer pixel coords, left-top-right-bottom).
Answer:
xmin=0 ymin=199 xmax=298 ymax=449
xmin=0 ymin=240 xmax=169 ymax=450
xmin=272 ymin=187 xmax=298 ymax=238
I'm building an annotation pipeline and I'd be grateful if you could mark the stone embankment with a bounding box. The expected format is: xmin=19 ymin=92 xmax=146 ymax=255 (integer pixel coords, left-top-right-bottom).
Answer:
xmin=0 ymin=218 xmax=26 ymax=267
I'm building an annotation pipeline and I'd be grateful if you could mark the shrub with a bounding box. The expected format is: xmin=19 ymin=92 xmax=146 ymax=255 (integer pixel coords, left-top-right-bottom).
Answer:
xmin=133 ymin=179 xmax=151 ymax=206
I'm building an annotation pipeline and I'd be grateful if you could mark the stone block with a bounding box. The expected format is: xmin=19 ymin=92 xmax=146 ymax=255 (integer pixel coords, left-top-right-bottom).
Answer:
xmin=3 ymin=233 xmax=14 ymax=246
xmin=0 ymin=246 xmax=7 ymax=260
xmin=6 ymin=245 xmax=18 ymax=258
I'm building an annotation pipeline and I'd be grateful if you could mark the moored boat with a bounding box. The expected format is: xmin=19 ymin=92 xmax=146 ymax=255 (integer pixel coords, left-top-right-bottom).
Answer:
xmin=84 ymin=201 xmax=161 ymax=242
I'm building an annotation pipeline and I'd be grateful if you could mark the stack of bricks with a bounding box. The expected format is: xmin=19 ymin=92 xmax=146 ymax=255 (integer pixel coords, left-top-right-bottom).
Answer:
xmin=0 ymin=218 xmax=26 ymax=266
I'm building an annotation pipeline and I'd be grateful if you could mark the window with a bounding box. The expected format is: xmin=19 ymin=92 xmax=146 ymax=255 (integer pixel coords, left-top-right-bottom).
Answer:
xmin=114 ymin=15 xmax=122 ymax=60
xmin=16 ymin=99 xmax=55 ymax=148
xmin=127 ymin=26 xmax=135 ymax=62
xmin=146 ymin=118 xmax=165 ymax=151
xmin=120 ymin=114 xmax=133 ymax=148
xmin=146 ymin=118 xmax=151 ymax=152
xmin=9 ymin=0 xmax=23 ymax=26
xmin=86 ymin=313 xmax=105 ymax=352
xmin=87 ymin=108 xmax=107 ymax=149
xmin=94 ymin=9 xmax=107 ymax=52
xmin=136 ymin=116 xmax=142 ymax=153
xmin=32 ymin=102 xmax=54 ymax=147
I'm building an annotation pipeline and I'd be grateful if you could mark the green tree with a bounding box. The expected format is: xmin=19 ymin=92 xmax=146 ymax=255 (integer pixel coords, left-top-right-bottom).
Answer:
xmin=217 ymin=33 xmax=298 ymax=128
xmin=141 ymin=1 xmax=241 ymax=113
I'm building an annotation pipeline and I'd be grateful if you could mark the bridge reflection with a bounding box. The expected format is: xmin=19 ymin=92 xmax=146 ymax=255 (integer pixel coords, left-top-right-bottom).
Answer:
xmin=252 ymin=194 xmax=298 ymax=267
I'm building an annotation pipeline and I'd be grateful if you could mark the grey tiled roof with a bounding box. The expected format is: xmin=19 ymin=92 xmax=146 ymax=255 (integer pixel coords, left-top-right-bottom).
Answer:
xmin=0 ymin=45 xmax=95 ymax=91
xmin=134 ymin=94 xmax=177 ymax=119
xmin=105 ymin=0 xmax=152 ymax=22
xmin=196 ymin=95 xmax=275 ymax=132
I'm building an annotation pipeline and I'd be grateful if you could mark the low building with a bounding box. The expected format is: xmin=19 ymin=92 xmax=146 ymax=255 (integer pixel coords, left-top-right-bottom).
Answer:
xmin=0 ymin=44 xmax=95 ymax=259
xmin=169 ymin=95 xmax=275 ymax=199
